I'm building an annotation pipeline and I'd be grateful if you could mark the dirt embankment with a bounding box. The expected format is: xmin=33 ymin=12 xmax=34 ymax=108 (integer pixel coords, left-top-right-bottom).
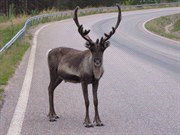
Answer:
xmin=165 ymin=18 xmax=180 ymax=39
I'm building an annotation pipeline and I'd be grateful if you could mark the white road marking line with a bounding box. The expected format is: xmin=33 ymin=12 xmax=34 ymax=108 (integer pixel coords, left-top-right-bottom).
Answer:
xmin=7 ymin=24 xmax=49 ymax=135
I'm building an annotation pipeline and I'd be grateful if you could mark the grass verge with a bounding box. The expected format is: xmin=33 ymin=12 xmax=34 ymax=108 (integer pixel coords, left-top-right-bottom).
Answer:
xmin=0 ymin=88 xmax=4 ymax=102
xmin=0 ymin=16 xmax=30 ymax=107
xmin=0 ymin=40 xmax=29 ymax=85
xmin=145 ymin=14 xmax=180 ymax=41
xmin=0 ymin=39 xmax=30 ymax=105
xmin=173 ymin=19 xmax=180 ymax=32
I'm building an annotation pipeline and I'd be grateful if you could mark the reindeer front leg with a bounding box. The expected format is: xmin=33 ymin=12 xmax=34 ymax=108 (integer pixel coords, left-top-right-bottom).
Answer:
xmin=92 ymin=79 xmax=104 ymax=126
xmin=81 ymin=82 xmax=93 ymax=127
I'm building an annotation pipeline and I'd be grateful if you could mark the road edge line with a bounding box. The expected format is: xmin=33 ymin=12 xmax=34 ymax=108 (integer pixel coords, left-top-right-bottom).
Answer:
xmin=6 ymin=24 xmax=50 ymax=135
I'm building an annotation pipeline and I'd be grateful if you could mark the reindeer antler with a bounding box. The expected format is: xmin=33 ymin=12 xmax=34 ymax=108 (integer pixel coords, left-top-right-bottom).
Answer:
xmin=100 ymin=5 xmax=122 ymax=44
xmin=74 ymin=5 xmax=121 ymax=44
xmin=73 ymin=7 xmax=93 ymax=43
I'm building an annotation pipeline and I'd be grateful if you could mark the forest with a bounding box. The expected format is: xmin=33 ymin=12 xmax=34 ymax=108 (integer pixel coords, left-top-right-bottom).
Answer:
xmin=0 ymin=0 xmax=179 ymax=15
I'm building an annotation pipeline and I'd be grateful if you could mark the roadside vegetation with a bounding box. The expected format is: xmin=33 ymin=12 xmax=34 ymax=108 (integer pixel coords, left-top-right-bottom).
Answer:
xmin=0 ymin=15 xmax=30 ymax=102
xmin=145 ymin=14 xmax=180 ymax=41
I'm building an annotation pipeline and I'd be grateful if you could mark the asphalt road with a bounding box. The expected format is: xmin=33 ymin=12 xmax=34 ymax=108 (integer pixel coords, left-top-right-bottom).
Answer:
xmin=0 ymin=7 xmax=180 ymax=135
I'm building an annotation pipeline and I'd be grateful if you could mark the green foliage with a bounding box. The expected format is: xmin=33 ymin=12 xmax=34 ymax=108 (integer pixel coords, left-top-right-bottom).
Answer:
xmin=2 ymin=0 xmax=179 ymax=16
xmin=31 ymin=10 xmax=39 ymax=16
xmin=8 ymin=4 xmax=15 ymax=17
xmin=123 ymin=0 xmax=135 ymax=5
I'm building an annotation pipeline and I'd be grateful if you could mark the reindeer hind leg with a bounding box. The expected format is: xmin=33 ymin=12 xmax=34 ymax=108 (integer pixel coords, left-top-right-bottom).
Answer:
xmin=48 ymin=59 xmax=63 ymax=121
xmin=48 ymin=77 xmax=62 ymax=122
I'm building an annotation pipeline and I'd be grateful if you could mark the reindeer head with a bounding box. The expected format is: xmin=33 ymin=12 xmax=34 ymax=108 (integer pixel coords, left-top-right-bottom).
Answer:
xmin=73 ymin=5 xmax=121 ymax=67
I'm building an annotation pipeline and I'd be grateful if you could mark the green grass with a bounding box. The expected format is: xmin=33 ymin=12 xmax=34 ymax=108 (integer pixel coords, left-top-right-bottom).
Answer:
xmin=0 ymin=24 xmax=23 ymax=48
xmin=173 ymin=19 xmax=180 ymax=31
xmin=0 ymin=16 xmax=30 ymax=105
xmin=0 ymin=39 xmax=29 ymax=107
xmin=0 ymin=88 xmax=4 ymax=101
xmin=0 ymin=40 xmax=29 ymax=85
xmin=145 ymin=14 xmax=180 ymax=40
xmin=0 ymin=15 xmax=8 ymax=23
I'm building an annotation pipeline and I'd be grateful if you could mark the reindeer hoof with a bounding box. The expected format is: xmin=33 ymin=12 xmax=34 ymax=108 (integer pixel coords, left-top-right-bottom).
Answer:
xmin=48 ymin=114 xmax=59 ymax=122
xmin=93 ymin=120 xmax=104 ymax=127
xmin=49 ymin=117 xmax=57 ymax=122
xmin=54 ymin=115 xmax=60 ymax=119
xmin=83 ymin=122 xmax=94 ymax=128
xmin=94 ymin=122 xmax=104 ymax=127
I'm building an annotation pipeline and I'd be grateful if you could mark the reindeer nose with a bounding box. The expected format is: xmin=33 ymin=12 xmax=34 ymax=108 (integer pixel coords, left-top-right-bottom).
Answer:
xmin=94 ymin=58 xmax=102 ymax=67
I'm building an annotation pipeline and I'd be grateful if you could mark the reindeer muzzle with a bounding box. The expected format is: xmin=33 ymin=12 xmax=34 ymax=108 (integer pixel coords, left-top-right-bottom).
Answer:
xmin=94 ymin=58 xmax=102 ymax=67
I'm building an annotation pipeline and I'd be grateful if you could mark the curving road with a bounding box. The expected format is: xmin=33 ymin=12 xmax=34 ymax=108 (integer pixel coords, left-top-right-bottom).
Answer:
xmin=0 ymin=7 xmax=180 ymax=135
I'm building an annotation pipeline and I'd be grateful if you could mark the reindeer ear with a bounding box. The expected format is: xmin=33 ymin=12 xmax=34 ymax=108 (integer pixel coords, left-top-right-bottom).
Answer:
xmin=103 ymin=41 xmax=110 ymax=49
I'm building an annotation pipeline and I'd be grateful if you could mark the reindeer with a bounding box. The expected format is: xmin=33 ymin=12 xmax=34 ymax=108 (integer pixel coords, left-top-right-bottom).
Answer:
xmin=47 ymin=5 xmax=121 ymax=127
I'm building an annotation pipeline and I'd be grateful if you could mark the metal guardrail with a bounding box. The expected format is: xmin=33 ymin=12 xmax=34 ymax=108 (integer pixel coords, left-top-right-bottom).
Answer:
xmin=0 ymin=2 xmax=180 ymax=53
xmin=0 ymin=11 xmax=74 ymax=53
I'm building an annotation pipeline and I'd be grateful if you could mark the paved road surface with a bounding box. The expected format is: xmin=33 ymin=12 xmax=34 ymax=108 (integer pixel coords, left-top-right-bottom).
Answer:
xmin=0 ymin=7 xmax=180 ymax=135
